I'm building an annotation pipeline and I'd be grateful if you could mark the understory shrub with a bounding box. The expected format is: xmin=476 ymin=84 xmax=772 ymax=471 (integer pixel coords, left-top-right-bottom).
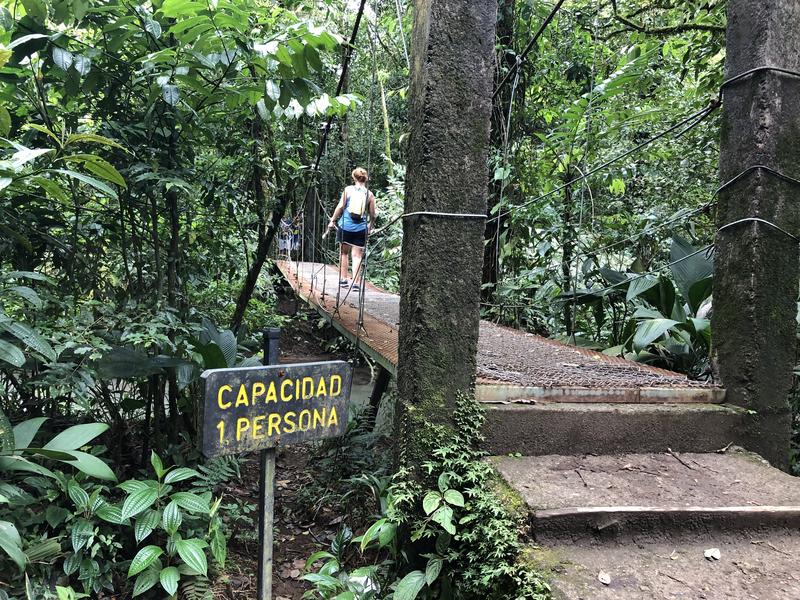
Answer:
xmin=302 ymin=393 xmax=550 ymax=600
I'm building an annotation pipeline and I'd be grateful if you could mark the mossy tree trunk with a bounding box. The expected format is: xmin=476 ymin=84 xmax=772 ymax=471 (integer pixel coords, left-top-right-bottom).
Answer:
xmin=714 ymin=0 xmax=800 ymax=469
xmin=396 ymin=0 xmax=496 ymax=466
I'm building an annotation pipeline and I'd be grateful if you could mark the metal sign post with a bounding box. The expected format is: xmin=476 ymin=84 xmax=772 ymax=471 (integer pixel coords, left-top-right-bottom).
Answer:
xmin=259 ymin=328 xmax=280 ymax=600
xmin=199 ymin=327 xmax=352 ymax=600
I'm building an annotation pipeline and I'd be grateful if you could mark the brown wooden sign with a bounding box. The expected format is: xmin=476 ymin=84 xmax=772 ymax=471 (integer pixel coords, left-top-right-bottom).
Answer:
xmin=200 ymin=361 xmax=352 ymax=458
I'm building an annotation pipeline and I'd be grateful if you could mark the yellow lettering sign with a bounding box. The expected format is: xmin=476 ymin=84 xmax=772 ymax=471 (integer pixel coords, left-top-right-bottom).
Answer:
xmin=217 ymin=385 xmax=232 ymax=410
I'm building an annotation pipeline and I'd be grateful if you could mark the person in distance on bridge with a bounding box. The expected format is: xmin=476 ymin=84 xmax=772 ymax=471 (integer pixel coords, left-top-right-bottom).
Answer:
xmin=328 ymin=167 xmax=377 ymax=291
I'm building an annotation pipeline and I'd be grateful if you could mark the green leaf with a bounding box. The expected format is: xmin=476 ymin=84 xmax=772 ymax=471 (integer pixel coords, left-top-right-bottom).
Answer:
xmin=128 ymin=545 xmax=163 ymax=577
xmin=394 ymin=570 xmax=426 ymax=600
xmin=96 ymin=503 xmax=125 ymax=524
xmin=176 ymin=539 xmax=208 ymax=576
xmin=119 ymin=479 xmax=153 ymax=494
xmin=73 ymin=55 xmax=91 ymax=76
xmin=63 ymin=450 xmax=116 ymax=481
xmin=145 ymin=19 xmax=162 ymax=39
xmin=70 ymin=519 xmax=93 ymax=552
xmin=162 ymin=501 xmax=182 ymax=535
xmin=132 ymin=566 xmax=160 ymax=596
xmin=443 ymin=489 xmax=464 ymax=507
xmin=633 ymin=318 xmax=679 ymax=352
xmin=67 ymin=481 xmax=90 ymax=509
xmin=12 ymin=417 xmax=46 ymax=449
xmin=150 ymin=451 xmax=164 ymax=478
xmin=0 ymin=321 xmax=56 ymax=361
xmin=21 ymin=0 xmax=47 ymax=21
xmin=64 ymin=133 xmax=125 ymax=150
xmin=135 ymin=510 xmax=160 ymax=543
xmin=61 ymin=154 xmax=125 ymax=187
xmin=162 ymin=84 xmax=180 ymax=106
xmin=425 ymin=557 xmax=443 ymax=586
xmin=626 ymin=276 xmax=659 ymax=302
xmin=358 ymin=518 xmax=385 ymax=552
xmin=7 ymin=270 xmax=54 ymax=283
xmin=688 ymin=276 xmax=713 ymax=315
xmin=210 ymin=527 xmax=226 ymax=567
xmin=122 ymin=487 xmax=159 ymax=520
xmin=8 ymin=286 xmax=42 ymax=308
xmin=53 ymin=168 xmax=118 ymax=199
xmin=431 ymin=505 xmax=455 ymax=535
xmin=164 ymin=467 xmax=199 ymax=484
xmin=0 ymin=521 xmax=25 ymax=571
xmin=97 ymin=346 xmax=161 ymax=379
xmin=216 ymin=330 xmax=237 ymax=367
xmin=52 ymin=47 xmax=73 ymax=70
xmin=45 ymin=423 xmax=108 ymax=451
xmin=63 ymin=552 xmax=82 ymax=576
xmin=422 ymin=491 xmax=441 ymax=516
xmin=670 ymin=236 xmax=713 ymax=301
xmin=0 ymin=106 xmax=10 ymax=137
xmin=171 ymin=491 xmax=209 ymax=514
xmin=0 ymin=340 xmax=24 ymax=368
xmin=159 ymin=566 xmax=180 ymax=596
xmin=0 ymin=455 xmax=56 ymax=478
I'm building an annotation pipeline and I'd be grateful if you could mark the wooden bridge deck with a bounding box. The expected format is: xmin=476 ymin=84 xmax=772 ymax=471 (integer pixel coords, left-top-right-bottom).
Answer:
xmin=277 ymin=261 xmax=724 ymax=404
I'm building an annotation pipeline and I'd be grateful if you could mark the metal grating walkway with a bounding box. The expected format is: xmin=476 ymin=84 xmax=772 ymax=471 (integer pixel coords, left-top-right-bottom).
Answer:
xmin=277 ymin=261 xmax=724 ymax=404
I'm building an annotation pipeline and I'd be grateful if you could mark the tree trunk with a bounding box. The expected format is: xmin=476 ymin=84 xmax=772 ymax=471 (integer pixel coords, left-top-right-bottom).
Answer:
xmin=483 ymin=0 xmax=516 ymax=298
xmin=713 ymin=0 xmax=800 ymax=469
xmin=396 ymin=0 xmax=496 ymax=467
xmin=561 ymin=170 xmax=574 ymax=337
xmin=230 ymin=126 xmax=297 ymax=334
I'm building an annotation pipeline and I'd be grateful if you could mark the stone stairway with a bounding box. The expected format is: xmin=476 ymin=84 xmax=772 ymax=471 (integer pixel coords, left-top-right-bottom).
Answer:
xmin=492 ymin=450 xmax=800 ymax=599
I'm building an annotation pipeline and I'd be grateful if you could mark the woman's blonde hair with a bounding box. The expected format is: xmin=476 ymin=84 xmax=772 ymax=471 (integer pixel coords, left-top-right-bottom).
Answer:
xmin=352 ymin=167 xmax=368 ymax=183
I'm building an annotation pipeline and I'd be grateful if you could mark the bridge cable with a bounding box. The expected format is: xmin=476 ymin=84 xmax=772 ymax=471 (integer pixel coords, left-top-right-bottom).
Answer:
xmin=492 ymin=0 xmax=567 ymax=100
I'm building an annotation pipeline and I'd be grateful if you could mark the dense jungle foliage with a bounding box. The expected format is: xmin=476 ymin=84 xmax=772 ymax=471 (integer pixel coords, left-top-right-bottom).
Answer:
xmin=0 ymin=0 xmax=797 ymax=597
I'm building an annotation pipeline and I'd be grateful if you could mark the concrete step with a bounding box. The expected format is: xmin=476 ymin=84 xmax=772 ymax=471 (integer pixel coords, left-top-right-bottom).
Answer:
xmin=482 ymin=402 xmax=745 ymax=456
xmin=532 ymin=532 xmax=800 ymax=600
xmin=492 ymin=450 xmax=800 ymax=543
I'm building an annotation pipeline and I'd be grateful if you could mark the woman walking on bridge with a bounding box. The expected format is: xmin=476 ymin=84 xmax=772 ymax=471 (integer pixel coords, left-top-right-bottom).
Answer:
xmin=328 ymin=167 xmax=377 ymax=291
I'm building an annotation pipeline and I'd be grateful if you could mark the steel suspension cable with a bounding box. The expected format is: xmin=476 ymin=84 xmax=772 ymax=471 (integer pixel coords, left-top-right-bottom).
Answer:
xmin=492 ymin=0 xmax=567 ymax=100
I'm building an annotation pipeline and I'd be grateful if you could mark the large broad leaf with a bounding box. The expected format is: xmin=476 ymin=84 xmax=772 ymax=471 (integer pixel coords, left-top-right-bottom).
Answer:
xmin=0 ymin=521 xmax=25 ymax=571
xmin=0 ymin=321 xmax=56 ymax=361
xmin=122 ymin=487 xmax=159 ymax=520
xmin=216 ymin=330 xmax=237 ymax=367
xmin=134 ymin=510 xmax=160 ymax=543
xmin=61 ymin=450 xmax=116 ymax=481
xmin=128 ymin=545 xmax=163 ymax=577
xmin=0 ymin=455 xmax=56 ymax=478
xmin=160 ymin=566 xmax=180 ymax=596
xmin=0 ymin=340 xmax=25 ymax=368
xmin=626 ymin=276 xmax=658 ymax=302
xmin=633 ymin=318 xmax=679 ymax=352
xmin=171 ymin=491 xmax=209 ymax=514
xmin=670 ymin=236 xmax=713 ymax=301
xmin=637 ymin=276 xmax=676 ymax=317
xmin=44 ymin=423 xmax=108 ymax=451
xmin=0 ymin=408 xmax=14 ymax=453
xmin=688 ymin=276 xmax=713 ymax=315
xmin=192 ymin=340 xmax=227 ymax=370
xmin=394 ymin=570 xmax=426 ymax=600
xmin=8 ymin=286 xmax=42 ymax=308
xmin=61 ymin=154 xmax=125 ymax=187
xmin=133 ymin=566 xmax=160 ymax=596
xmin=175 ymin=539 xmax=207 ymax=576
xmin=53 ymin=168 xmax=118 ymax=200
xmin=97 ymin=347 xmax=161 ymax=379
